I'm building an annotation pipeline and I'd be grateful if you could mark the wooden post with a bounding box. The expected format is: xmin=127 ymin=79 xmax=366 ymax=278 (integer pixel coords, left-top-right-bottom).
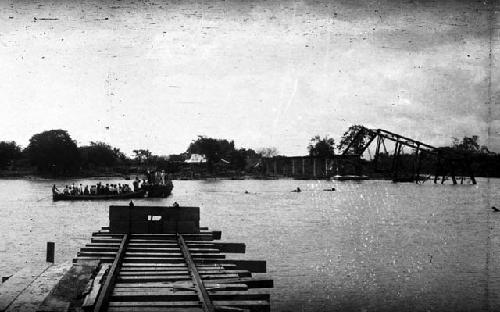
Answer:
xmin=434 ymin=154 xmax=441 ymax=184
xmin=392 ymin=141 xmax=401 ymax=181
xmin=414 ymin=145 xmax=421 ymax=184
xmin=373 ymin=136 xmax=381 ymax=171
xmin=450 ymin=161 xmax=457 ymax=184
xmin=441 ymin=160 xmax=446 ymax=184
xmin=325 ymin=158 xmax=328 ymax=177
xmin=461 ymin=162 xmax=465 ymax=184
xmin=46 ymin=242 xmax=55 ymax=263
xmin=468 ymin=164 xmax=477 ymax=184
xmin=313 ymin=158 xmax=317 ymax=178
xmin=292 ymin=159 xmax=295 ymax=176
xmin=302 ymin=158 xmax=305 ymax=176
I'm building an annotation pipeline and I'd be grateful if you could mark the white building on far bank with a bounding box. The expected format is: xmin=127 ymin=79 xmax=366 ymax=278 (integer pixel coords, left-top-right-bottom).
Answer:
xmin=184 ymin=154 xmax=207 ymax=163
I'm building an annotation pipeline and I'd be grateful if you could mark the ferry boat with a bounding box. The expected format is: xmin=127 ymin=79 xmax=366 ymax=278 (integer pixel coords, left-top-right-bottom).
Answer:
xmin=52 ymin=180 xmax=174 ymax=201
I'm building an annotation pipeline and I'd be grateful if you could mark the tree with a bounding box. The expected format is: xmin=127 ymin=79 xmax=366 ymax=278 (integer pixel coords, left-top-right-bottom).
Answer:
xmin=79 ymin=141 xmax=125 ymax=167
xmin=257 ymin=147 xmax=279 ymax=158
xmin=308 ymin=135 xmax=335 ymax=157
xmin=337 ymin=125 xmax=372 ymax=155
xmin=451 ymin=136 xmax=480 ymax=153
xmin=230 ymin=149 xmax=247 ymax=171
xmin=0 ymin=141 xmax=22 ymax=169
xmin=187 ymin=136 xmax=236 ymax=172
xmin=133 ymin=149 xmax=153 ymax=163
xmin=25 ymin=130 xmax=80 ymax=174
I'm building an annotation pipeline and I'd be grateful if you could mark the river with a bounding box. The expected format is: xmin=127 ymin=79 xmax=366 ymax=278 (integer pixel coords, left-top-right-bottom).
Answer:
xmin=0 ymin=178 xmax=499 ymax=311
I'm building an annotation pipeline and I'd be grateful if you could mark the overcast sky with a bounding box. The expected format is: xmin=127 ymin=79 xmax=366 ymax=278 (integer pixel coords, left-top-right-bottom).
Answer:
xmin=1 ymin=0 xmax=499 ymax=156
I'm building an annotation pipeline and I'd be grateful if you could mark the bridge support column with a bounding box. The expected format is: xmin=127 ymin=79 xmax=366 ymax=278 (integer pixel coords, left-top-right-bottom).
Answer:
xmin=392 ymin=141 xmax=402 ymax=181
xmin=313 ymin=158 xmax=317 ymax=178
xmin=414 ymin=145 xmax=421 ymax=184
xmin=434 ymin=154 xmax=442 ymax=184
xmin=373 ymin=136 xmax=381 ymax=171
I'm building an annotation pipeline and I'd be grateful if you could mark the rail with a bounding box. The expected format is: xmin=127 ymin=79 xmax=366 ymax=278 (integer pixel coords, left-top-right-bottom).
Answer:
xmin=178 ymin=234 xmax=215 ymax=312
xmin=93 ymin=234 xmax=129 ymax=312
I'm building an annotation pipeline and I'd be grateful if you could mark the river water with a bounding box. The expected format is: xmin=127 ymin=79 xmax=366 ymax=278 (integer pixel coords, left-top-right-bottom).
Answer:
xmin=0 ymin=178 xmax=499 ymax=311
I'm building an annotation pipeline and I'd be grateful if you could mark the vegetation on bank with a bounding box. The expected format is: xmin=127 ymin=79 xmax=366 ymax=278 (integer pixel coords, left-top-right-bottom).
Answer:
xmin=0 ymin=127 xmax=499 ymax=178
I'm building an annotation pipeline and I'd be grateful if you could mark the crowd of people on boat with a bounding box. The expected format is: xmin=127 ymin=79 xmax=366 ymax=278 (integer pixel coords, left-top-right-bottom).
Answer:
xmin=52 ymin=170 xmax=171 ymax=197
xmin=53 ymin=182 xmax=136 ymax=196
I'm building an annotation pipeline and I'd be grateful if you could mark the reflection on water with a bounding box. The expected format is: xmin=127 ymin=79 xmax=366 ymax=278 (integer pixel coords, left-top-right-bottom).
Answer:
xmin=0 ymin=178 xmax=499 ymax=311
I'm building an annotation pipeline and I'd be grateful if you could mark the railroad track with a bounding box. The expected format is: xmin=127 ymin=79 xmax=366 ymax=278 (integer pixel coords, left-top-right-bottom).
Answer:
xmin=75 ymin=228 xmax=272 ymax=312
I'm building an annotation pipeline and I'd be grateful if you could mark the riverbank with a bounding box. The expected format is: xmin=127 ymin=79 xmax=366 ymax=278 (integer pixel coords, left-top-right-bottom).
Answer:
xmin=0 ymin=168 xmax=486 ymax=181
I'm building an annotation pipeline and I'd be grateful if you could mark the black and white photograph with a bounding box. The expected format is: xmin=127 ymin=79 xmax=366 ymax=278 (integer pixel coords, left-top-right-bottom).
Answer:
xmin=1 ymin=0 xmax=500 ymax=311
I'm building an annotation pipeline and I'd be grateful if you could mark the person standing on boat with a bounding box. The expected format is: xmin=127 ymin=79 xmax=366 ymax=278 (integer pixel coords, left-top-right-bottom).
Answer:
xmin=160 ymin=170 xmax=166 ymax=185
xmin=133 ymin=177 xmax=140 ymax=192
xmin=147 ymin=171 xmax=152 ymax=184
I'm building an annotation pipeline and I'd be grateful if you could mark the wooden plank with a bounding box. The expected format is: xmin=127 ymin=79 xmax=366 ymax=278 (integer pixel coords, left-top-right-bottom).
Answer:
xmin=121 ymin=263 xmax=234 ymax=269
xmin=120 ymin=265 xmax=235 ymax=272
xmin=86 ymin=243 xmax=121 ymax=247
xmin=121 ymin=263 xmax=189 ymax=268
xmin=93 ymin=234 xmax=128 ymax=312
xmin=206 ymin=278 xmax=273 ymax=289
xmin=80 ymin=247 xmax=120 ymax=252
xmin=119 ymin=270 xmax=250 ymax=277
xmin=117 ymin=275 xmax=192 ymax=282
xmin=91 ymin=238 xmax=122 ymax=243
xmin=126 ymin=248 xmax=182 ymax=252
xmin=83 ymin=247 xmax=228 ymax=253
xmin=82 ymin=264 xmax=110 ymax=308
xmin=127 ymin=243 xmax=179 ymax=248
xmin=112 ymin=291 xmax=198 ymax=301
xmin=117 ymin=273 xmax=240 ymax=283
xmin=108 ymin=308 xmax=203 ymax=312
xmin=74 ymin=257 xmax=115 ymax=263
xmin=108 ymin=301 xmax=201 ymax=307
xmin=128 ymin=234 xmax=215 ymax=241
xmin=194 ymin=260 xmax=266 ymax=273
xmin=111 ymin=290 xmax=269 ymax=301
xmin=187 ymin=242 xmax=245 ymax=253
xmin=107 ymin=300 xmax=268 ymax=307
xmin=113 ymin=284 xmax=249 ymax=291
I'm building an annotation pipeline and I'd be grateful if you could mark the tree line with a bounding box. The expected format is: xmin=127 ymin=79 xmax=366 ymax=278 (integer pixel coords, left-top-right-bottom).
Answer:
xmin=0 ymin=127 xmax=499 ymax=177
xmin=0 ymin=130 xmax=277 ymax=176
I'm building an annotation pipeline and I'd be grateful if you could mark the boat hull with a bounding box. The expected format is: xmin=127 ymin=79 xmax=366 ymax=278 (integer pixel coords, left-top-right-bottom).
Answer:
xmin=52 ymin=190 xmax=146 ymax=201
xmin=331 ymin=175 xmax=369 ymax=181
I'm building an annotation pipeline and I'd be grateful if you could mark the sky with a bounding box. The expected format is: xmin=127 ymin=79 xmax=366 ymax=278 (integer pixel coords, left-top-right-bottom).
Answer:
xmin=1 ymin=0 xmax=499 ymax=156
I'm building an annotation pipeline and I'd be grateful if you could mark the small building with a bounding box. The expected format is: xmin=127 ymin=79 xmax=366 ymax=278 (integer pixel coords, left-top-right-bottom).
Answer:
xmin=184 ymin=153 xmax=207 ymax=163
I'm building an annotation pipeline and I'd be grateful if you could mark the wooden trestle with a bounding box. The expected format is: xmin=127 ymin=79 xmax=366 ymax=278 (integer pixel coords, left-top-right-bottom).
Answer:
xmin=75 ymin=228 xmax=272 ymax=312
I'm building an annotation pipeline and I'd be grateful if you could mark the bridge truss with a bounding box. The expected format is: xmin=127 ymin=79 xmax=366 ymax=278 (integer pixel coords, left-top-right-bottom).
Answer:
xmin=340 ymin=127 xmax=477 ymax=184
